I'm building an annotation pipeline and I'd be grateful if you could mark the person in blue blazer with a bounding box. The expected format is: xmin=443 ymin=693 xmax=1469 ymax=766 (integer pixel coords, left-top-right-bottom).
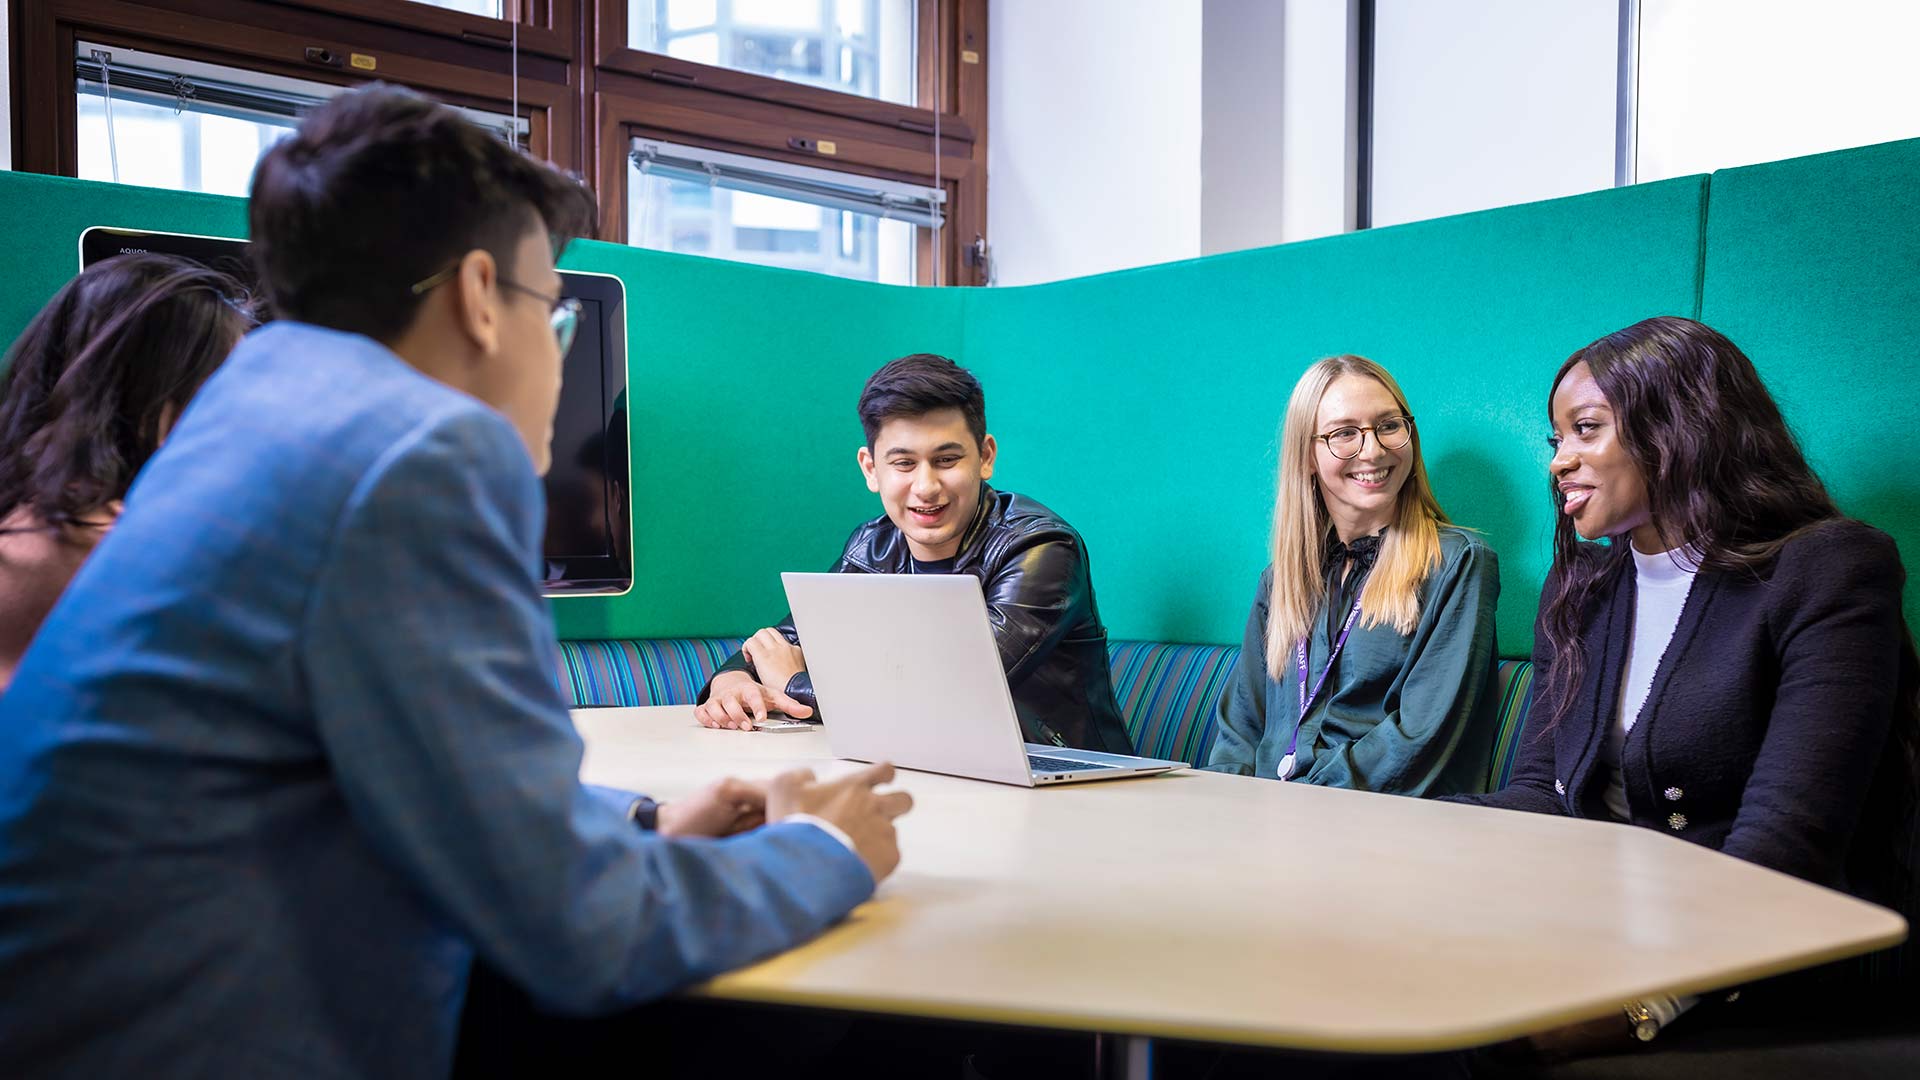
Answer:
xmin=0 ymin=85 xmax=911 ymax=1080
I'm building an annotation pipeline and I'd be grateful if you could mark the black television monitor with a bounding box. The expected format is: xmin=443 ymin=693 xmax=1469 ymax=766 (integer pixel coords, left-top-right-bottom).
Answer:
xmin=78 ymin=226 xmax=633 ymax=596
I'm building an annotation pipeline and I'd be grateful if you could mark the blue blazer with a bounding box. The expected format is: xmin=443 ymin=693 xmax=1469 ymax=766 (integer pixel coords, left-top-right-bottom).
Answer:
xmin=0 ymin=323 xmax=874 ymax=1078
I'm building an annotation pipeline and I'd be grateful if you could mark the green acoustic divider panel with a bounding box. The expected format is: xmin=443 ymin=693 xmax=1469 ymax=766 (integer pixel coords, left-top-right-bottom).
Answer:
xmin=1699 ymin=136 xmax=1920 ymax=633
xmin=550 ymin=241 xmax=966 ymax=640
xmin=0 ymin=172 xmax=248 ymax=374
xmin=0 ymin=169 xmax=961 ymax=640
xmin=960 ymin=176 xmax=1710 ymax=650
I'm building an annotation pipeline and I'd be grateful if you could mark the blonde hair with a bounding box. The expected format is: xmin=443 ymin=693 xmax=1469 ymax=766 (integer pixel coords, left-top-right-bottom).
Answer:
xmin=1266 ymin=355 xmax=1450 ymax=673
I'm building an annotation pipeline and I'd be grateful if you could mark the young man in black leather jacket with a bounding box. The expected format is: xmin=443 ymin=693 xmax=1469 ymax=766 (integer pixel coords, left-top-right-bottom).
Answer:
xmin=694 ymin=353 xmax=1135 ymax=755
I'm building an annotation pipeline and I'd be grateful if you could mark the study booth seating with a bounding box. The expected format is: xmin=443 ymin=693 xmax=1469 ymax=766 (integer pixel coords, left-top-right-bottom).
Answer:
xmin=535 ymin=134 xmax=1920 ymax=1072
xmin=553 ymin=637 xmax=1541 ymax=789
xmin=538 ymin=137 xmax=1920 ymax=811
xmin=1 ymin=135 xmax=1917 ymax=1070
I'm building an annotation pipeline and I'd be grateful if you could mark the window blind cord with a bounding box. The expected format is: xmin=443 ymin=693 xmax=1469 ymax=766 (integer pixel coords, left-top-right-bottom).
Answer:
xmin=931 ymin=11 xmax=942 ymax=287
xmin=511 ymin=12 xmax=520 ymax=148
xmin=92 ymin=49 xmax=122 ymax=184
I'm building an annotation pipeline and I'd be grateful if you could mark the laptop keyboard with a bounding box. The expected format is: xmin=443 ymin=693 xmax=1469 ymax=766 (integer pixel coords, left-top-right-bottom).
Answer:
xmin=1027 ymin=754 xmax=1118 ymax=773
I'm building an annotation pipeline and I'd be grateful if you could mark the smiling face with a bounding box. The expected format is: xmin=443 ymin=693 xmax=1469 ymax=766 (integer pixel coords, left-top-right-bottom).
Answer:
xmin=857 ymin=407 xmax=997 ymax=561
xmin=1311 ymin=374 xmax=1412 ymax=542
xmin=1549 ymin=361 xmax=1656 ymax=548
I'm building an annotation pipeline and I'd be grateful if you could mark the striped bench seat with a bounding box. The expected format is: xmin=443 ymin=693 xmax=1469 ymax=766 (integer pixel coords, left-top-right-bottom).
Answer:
xmin=556 ymin=638 xmax=1535 ymax=790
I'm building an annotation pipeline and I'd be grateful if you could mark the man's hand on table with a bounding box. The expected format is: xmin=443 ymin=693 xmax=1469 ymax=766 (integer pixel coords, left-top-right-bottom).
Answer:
xmin=655 ymin=777 xmax=767 ymax=838
xmin=696 ymin=669 xmax=814 ymax=731
xmin=767 ymin=763 xmax=913 ymax=883
xmin=741 ymin=629 xmax=807 ymax=699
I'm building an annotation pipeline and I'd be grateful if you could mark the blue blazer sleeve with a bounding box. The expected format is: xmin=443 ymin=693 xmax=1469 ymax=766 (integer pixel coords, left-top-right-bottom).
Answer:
xmin=298 ymin=405 xmax=874 ymax=1015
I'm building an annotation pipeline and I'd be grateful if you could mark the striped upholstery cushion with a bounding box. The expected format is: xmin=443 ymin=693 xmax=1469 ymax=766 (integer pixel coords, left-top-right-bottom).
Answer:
xmin=1107 ymin=640 xmax=1240 ymax=767
xmin=555 ymin=636 xmax=1239 ymax=767
xmin=553 ymin=638 xmax=1533 ymax=785
xmin=556 ymin=638 xmax=746 ymax=708
xmin=1488 ymin=659 xmax=1536 ymax=792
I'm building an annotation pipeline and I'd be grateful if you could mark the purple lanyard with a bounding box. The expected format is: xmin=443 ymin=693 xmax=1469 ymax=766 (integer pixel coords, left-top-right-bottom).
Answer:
xmin=1279 ymin=598 xmax=1363 ymax=779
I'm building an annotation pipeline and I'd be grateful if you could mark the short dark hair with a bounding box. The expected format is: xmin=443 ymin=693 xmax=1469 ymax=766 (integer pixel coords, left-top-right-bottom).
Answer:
xmin=856 ymin=354 xmax=987 ymax=447
xmin=247 ymin=83 xmax=597 ymax=343
xmin=0 ymin=253 xmax=252 ymax=532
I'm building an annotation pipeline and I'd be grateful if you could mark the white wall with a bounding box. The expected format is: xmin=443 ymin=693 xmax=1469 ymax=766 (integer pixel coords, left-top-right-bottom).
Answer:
xmin=987 ymin=2 xmax=1911 ymax=284
xmin=987 ymin=0 xmax=1202 ymax=287
xmin=1636 ymin=0 xmax=1920 ymax=182
xmin=1369 ymin=0 xmax=1617 ymax=229
xmin=991 ymin=0 xmax=1356 ymax=282
xmin=1200 ymin=0 xmax=1287 ymax=255
xmin=1276 ymin=0 xmax=1358 ymax=244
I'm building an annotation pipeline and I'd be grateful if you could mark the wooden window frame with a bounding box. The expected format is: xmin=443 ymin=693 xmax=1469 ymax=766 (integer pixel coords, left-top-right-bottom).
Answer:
xmin=589 ymin=0 xmax=988 ymax=284
xmin=594 ymin=0 xmax=977 ymax=141
xmin=9 ymin=0 xmax=989 ymax=286
xmin=598 ymin=84 xmax=971 ymax=284
xmin=270 ymin=1 xmax=574 ymax=61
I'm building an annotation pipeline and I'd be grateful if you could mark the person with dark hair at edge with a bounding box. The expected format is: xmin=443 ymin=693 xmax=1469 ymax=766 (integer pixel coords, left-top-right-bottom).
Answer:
xmin=1450 ymin=316 xmax=1920 ymax=1071
xmin=0 ymin=253 xmax=253 ymax=691
xmin=694 ymin=353 xmax=1137 ymax=756
xmin=0 ymin=84 xmax=911 ymax=1080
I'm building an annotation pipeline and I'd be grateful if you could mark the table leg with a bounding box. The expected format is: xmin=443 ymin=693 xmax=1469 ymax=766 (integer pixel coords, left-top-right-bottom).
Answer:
xmin=1093 ymin=1033 xmax=1153 ymax=1080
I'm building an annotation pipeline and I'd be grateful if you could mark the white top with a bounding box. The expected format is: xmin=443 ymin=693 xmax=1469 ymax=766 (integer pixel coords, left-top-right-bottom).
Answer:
xmin=569 ymin=706 xmax=1905 ymax=1052
xmin=1601 ymin=544 xmax=1701 ymax=822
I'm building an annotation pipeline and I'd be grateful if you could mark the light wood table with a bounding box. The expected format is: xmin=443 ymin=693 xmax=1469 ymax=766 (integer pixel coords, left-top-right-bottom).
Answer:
xmin=575 ymin=706 xmax=1905 ymax=1070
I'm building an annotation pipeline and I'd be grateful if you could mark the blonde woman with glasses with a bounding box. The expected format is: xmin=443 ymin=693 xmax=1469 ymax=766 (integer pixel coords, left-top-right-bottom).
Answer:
xmin=1204 ymin=355 xmax=1502 ymax=796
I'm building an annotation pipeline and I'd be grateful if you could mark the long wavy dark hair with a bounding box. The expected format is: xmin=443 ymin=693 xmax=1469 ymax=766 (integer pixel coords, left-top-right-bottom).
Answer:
xmin=0 ymin=253 xmax=252 ymax=539
xmin=1537 ymin=316 xmax=1845 ymax=728
xmin=1540 ymin=316 xmax=1920 ymax=944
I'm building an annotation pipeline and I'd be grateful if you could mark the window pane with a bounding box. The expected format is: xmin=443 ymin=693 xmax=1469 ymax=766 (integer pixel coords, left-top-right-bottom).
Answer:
xmin=628 ymin=159 xmax=916 ymax=285
xmin=666 ymin=0 xmax=718 ymax=29
xmin=667 ymin=32 xmax=722 ymax=66
xmin=733 ymin=0 xmax=818 ymax=30
xmin=631 ymin=0 xmax=917 ymax=107
xmin=77 ymin=87 xmax=296 ymax=197
xmin=411 ymin=0 xmax=504 ymax=17
xmin=1637 ymin=0 xmax=1920 ymax=181
xmin=75 ymin=49 xmax=521 ymax=198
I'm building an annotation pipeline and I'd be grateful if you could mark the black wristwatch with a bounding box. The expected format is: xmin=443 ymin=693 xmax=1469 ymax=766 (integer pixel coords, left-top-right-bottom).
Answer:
xmin=629 ymin=796 xmax=661 ymax=832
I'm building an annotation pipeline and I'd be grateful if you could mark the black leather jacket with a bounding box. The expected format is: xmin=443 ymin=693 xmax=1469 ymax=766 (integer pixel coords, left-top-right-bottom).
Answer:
xmin=702 ymin=485 xmax=1135 ymax=754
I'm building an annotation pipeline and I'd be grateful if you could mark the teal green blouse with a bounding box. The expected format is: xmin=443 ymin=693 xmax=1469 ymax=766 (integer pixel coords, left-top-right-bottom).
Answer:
xmin=1204 ymin=525 xmax=1501 ymax=797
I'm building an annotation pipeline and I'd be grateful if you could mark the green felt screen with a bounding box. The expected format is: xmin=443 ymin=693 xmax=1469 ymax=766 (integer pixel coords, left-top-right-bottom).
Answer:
xmin=1 ymin=140 xmax=1913 ymax=652
xmin=546 ymin=243 xmax=964 ymax=639
xmin=958 ymin=177 xmax=1708 ymax=651
xmin=1698 ymin=137 xmax=1920 ymax=635
xmin=0 ymin=172 xmax=249 ymax=378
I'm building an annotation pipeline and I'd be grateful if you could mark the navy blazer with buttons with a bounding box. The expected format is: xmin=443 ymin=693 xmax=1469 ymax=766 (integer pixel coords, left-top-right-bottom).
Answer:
xmin=1452 ymin=519 xmax=1918 ymax=931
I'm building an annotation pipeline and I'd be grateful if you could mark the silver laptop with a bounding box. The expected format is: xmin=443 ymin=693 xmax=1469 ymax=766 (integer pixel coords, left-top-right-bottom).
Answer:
xmin=781 ymin=572 xmax=1187 ymax=787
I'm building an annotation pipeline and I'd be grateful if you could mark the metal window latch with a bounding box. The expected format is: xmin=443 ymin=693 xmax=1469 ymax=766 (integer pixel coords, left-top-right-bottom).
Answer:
xmin=167 ymin=74 xmax=197 ymax=115
xmin=965 ymin=234 xmax=995 ymax=285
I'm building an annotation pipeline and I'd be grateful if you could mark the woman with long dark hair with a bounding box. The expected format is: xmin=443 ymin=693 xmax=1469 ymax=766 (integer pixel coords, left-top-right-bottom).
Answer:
xmin=1455 ymin=315 xmax=1918 ymax=1062
xmin=0 ymin=254 xmax=252 ymax=689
